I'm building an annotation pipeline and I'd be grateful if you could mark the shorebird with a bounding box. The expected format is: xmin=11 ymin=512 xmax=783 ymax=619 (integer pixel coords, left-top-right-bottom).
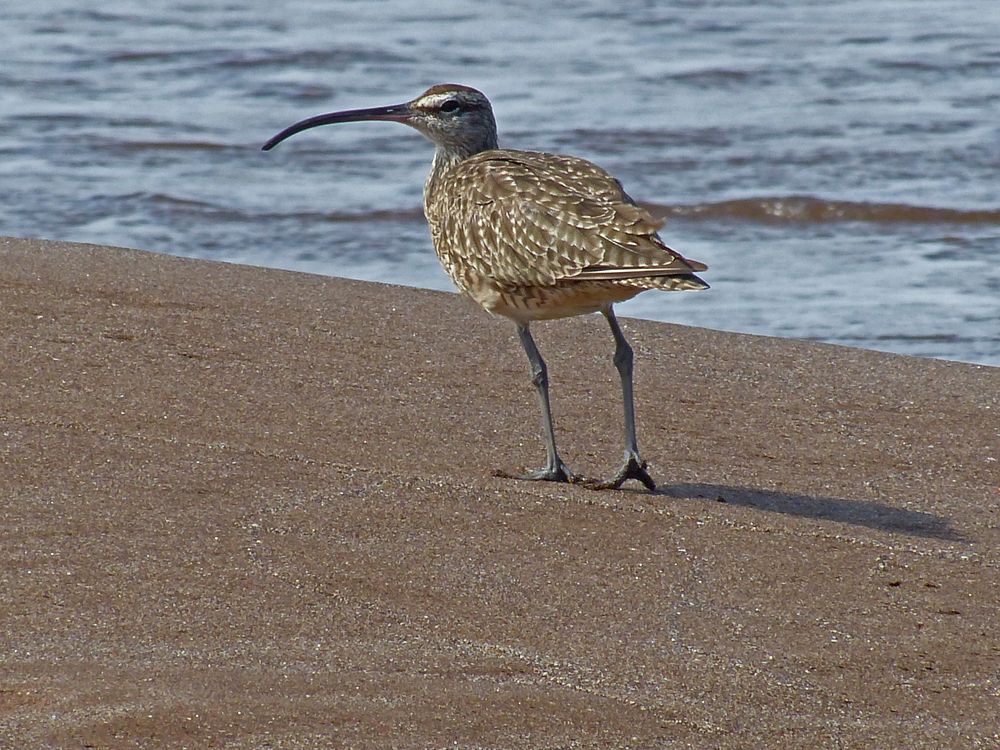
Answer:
xmin=263 ymin=84 xmax=708 ymax=491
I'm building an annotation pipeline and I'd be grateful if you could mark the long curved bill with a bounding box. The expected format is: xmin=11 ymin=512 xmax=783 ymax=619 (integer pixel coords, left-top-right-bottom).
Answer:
xmin=261 ymin=102 xmax=413 ymax=151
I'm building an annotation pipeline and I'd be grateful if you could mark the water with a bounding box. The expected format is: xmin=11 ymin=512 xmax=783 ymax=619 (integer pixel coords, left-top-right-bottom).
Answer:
xmin=2 ymin=0 xmax=998 ymax=366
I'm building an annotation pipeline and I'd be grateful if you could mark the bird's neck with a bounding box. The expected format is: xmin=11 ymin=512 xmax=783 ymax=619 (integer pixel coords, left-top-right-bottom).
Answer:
xmin=424 ymin=140 xmax=495 ymax=220
xmin=428 ymin=146 xmax=471 ymax=182
xmin=430 ymin=119 xmax=499 ymax=168
xmin=435 ymin=133 xmax=496 ymax=163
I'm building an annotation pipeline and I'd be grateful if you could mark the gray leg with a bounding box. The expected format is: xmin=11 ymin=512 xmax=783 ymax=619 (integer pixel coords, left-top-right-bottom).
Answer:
xmin=510 ymin=322 xmax=573 ymax=482
xmin=597 ymin=306 xmax=657 ymax=491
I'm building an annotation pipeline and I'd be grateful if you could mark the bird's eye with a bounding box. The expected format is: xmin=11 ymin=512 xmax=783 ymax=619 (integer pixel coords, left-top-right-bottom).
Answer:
xmin=439 ymin=99 xmax=461 ymax=113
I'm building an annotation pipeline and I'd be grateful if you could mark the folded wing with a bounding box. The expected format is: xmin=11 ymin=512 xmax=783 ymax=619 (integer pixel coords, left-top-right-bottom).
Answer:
xmin=431 ymin=149 xmax=708 ymax=290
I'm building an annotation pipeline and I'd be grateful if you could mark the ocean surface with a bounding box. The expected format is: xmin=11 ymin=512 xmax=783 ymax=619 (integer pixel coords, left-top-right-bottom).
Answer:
xmin=2 ymin=0 xmax=998 ymax=365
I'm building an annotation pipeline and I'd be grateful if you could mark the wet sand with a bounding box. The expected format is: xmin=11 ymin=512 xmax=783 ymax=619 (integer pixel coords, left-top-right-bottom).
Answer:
xmin=2 ymin=237 xmax=998 ymax=748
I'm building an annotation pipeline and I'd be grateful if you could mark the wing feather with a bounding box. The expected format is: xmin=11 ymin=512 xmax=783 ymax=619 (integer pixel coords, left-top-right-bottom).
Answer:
xmin=429 ymin=149 xmax=706 ymax=289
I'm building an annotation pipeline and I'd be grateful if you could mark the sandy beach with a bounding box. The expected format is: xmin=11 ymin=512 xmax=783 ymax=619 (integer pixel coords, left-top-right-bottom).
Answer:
xmin=1 ymin=236 xmax=998 ymax=748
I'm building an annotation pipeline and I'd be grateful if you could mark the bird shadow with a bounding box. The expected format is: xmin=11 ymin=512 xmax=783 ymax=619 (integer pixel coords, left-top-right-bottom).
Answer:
xmin=653 ymin=482 xmax=967 ymax=542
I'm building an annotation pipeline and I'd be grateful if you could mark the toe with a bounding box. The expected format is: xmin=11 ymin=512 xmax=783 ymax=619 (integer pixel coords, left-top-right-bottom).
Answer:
xmin=585 ymin=455 xmax=656 ymax=492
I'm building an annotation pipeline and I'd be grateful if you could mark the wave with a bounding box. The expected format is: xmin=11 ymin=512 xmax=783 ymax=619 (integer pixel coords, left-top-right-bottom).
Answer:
xmin=131 ymin=193 xmax=426 ymax=223
xmin=646 ymin=195 xmax=1000 ymax=224
xmin=117 ymin=140 xmax=232 ymax=152
xmin=296 ymin=196 xmax=1000 ymax=226
xmin=307 ymin=195 xmax=1000 ymax=226
xmin=126 ymin=192 xmax=1000 ymax=227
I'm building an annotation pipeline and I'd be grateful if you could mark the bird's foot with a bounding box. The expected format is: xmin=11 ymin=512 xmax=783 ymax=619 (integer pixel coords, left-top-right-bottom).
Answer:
xmin=584 ymin=453 xmax=657 ymax=492
xmin=494 ymin=459 xmax=575 ymax=484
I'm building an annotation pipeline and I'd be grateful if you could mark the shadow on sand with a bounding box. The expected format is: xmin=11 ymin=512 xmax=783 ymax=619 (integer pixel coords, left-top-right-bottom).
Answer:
xmin=656 ymin=483 xmax=966 ymax=542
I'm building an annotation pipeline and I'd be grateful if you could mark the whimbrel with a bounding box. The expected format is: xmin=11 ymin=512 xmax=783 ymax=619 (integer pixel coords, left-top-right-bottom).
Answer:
xmin=263 ymin=84 xmax=708 ymax=491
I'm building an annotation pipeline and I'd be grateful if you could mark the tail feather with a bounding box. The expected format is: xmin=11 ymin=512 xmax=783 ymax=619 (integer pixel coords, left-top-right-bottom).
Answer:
xmin=574 ymin=263 xmax=709 ymax=291
xmin=618 ymin=273 xmax=709 ymax=291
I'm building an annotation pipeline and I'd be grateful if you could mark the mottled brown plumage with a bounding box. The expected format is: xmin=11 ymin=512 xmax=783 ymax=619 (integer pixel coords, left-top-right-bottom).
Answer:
xmin=263 ymin=84 xmax=709 ymax=490
xmin=426 ymin=149 xmax=707 ymax=322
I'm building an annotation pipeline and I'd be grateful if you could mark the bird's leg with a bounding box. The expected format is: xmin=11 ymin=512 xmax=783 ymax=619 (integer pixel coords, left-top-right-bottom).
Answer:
xmin=505 ymin=322 xmax=574 ymax=483
xmin=594 ymin=306 xmax=657 ymax=491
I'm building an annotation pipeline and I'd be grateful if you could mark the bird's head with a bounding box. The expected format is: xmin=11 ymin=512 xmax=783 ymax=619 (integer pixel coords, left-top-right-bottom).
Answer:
xmin=262 ymin=83 xmax=498 ymax=159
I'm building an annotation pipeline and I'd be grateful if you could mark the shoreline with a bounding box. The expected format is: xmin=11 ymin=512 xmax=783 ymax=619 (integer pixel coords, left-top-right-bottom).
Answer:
xmin=2 ymin=236 xmax=998 ymax=747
